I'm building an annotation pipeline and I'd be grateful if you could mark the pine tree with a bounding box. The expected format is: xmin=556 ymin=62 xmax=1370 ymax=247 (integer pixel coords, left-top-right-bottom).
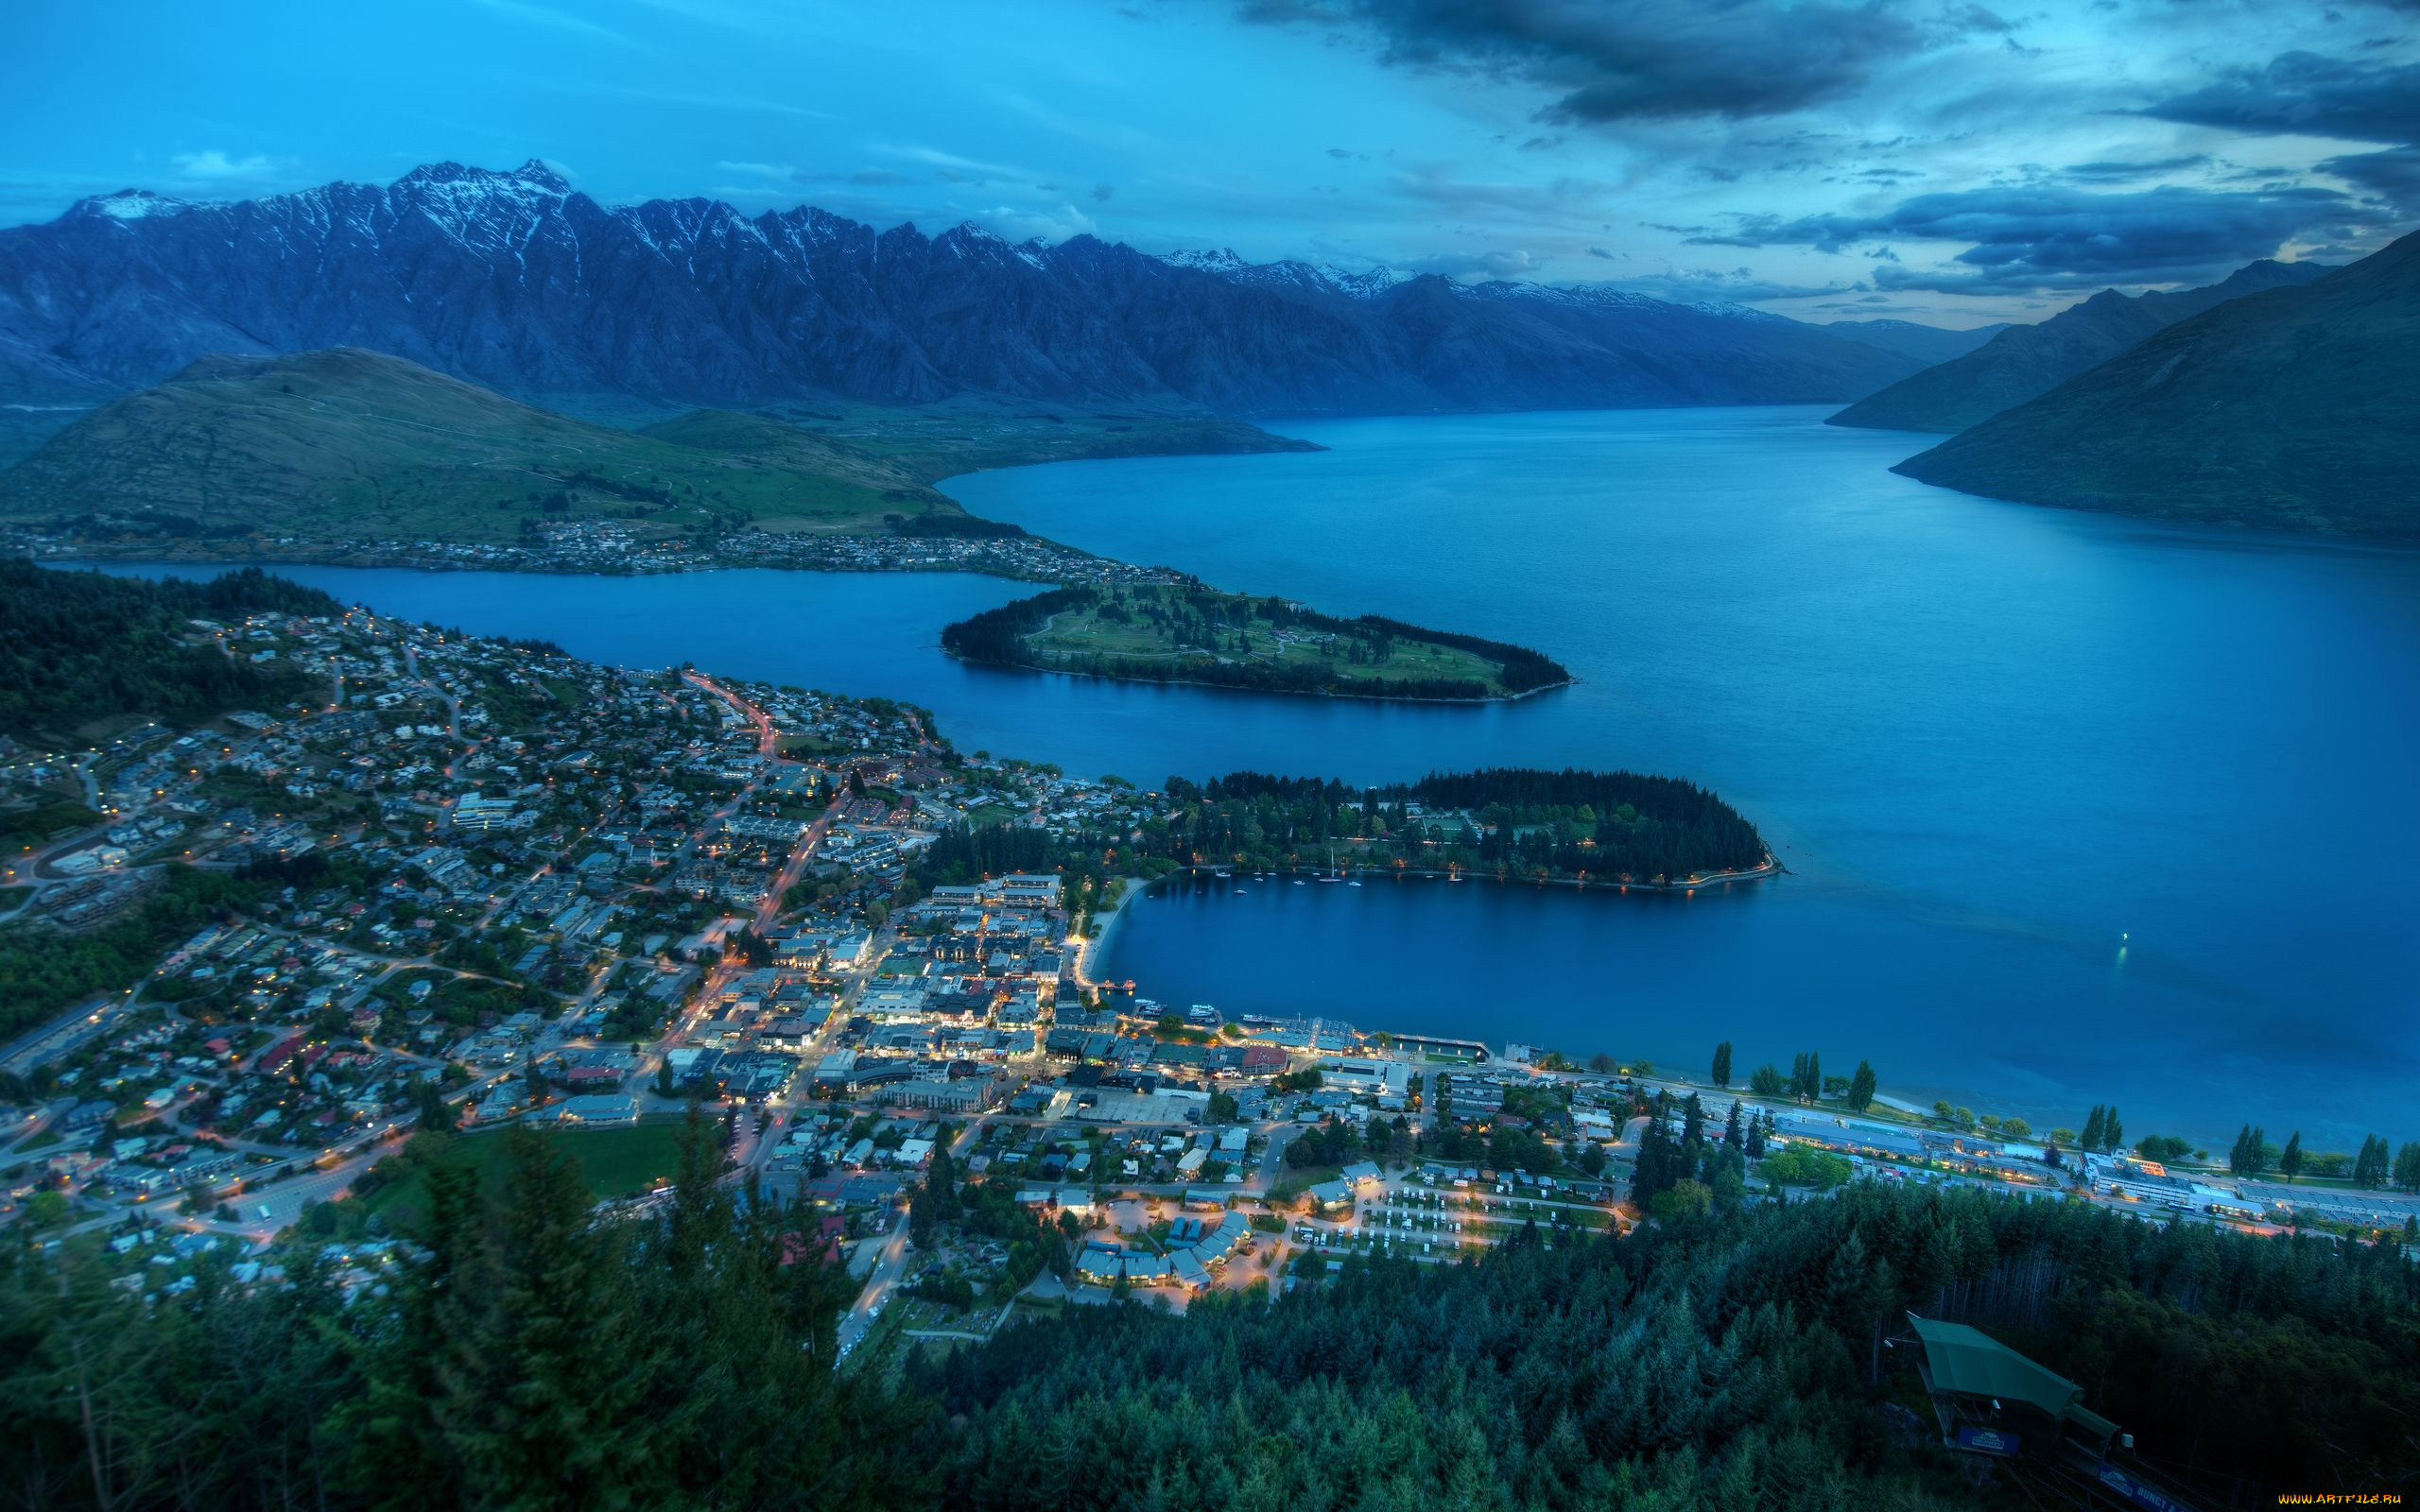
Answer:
xmin=1711 ymin=1041 xmax=1733 ymax=1088
xmin=2279 ymin=1131 xmax=2303 ymax=1184
xmin=1805 ymin=1051 xmax=1822 ymax=1102
xmin=2394 ymin=1141 xmax=2420 ymax=1194
xmin=1846 ymin=1060 xmax=1876 ymax=1113
xmin=2229 ymin=1124 xmax=2253 ymax=1176
xmin=1722 ymin=1100 xmax=1743 ymax=1151
xmin=2083 ymin=1107 xmax=2108 ymax=1153
xmin=2104 ymin=1107 xmax=2122 ymax=1153
xmin=1682 ymin=1092 xmax=1705 ymax=1151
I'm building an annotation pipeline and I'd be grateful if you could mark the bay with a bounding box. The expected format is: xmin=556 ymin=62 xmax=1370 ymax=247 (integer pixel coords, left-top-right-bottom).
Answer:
xmin=98 ymin=405 xmax=2420 ymax=1145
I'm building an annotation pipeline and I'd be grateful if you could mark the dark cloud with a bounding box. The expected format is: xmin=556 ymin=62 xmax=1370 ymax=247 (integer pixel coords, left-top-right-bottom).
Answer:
xmin=2320 ymin=144 xmax=2420 ymax=208
xmin=1237 ymin=0 xmax=1972 ymax=123
xmin=1400 ymin=246 xmax=1548 ymax=278
xmin=1091 ymin=181 xmax=1116 ymax=201
xmin=1729 ymin=182 xmax=2360 ymax=291
xmin=1612 ymin=266 xmax=1864 ymax=302
xmin=2059 ymin=154 xmax=2213 ymax=183
xmin=2143 ymin=51 xmax=2420 ymax=145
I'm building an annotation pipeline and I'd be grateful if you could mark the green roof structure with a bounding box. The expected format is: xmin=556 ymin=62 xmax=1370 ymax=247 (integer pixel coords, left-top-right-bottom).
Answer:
xmin=1907 ymin=1315 xmax=2119 ymax=1446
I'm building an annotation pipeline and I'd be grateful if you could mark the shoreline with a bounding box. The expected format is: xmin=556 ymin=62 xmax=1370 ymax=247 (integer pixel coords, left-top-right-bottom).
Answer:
xmin=1081 ymin=855 xmax=1782 ymax=986
xmin=942 ymin=648 xmax=1579 ymax=706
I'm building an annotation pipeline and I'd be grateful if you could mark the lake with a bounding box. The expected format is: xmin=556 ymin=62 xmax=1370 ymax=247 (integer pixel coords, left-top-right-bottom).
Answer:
xmin=99 ymin=406 xmax=2420 ymax=1146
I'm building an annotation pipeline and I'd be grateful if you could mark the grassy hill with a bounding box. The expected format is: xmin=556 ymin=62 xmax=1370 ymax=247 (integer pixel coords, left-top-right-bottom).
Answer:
xmin=0 ymin=349 xmax=977 ymax=547
xmin=1895 ymin=232 xmax=2420 ymax=539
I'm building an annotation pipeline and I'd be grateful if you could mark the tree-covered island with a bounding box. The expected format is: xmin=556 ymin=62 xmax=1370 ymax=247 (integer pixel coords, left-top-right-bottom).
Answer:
xmin=941 ymin=581 xmax=1574 ymax=702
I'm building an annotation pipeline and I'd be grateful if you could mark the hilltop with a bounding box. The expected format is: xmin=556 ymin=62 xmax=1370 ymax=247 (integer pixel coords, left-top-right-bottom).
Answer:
xmin=0 ymin=349 xmax=984 ymax=547
xmin=1829 ymin=259 xmax=2333 ymax=435
xmin=1893 ymin=232 xmax=2420 ymax=539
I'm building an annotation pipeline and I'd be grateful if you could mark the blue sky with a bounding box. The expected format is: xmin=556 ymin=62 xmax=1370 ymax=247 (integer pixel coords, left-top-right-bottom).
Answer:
xmin=4 ymin=0 xmax=2413 ymax=324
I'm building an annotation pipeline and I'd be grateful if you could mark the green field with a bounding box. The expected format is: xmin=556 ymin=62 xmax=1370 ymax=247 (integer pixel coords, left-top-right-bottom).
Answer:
xmin=364 ymin=1120 xmax=692 ymax=1222
xmin=1033 ymin=587 xmax=1509 ymax=690
xmin=0 ymin=349 xmax=974 ymax=545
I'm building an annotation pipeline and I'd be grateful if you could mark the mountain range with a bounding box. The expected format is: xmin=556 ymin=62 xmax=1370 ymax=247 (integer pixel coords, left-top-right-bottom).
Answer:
xmin=1827 ymin=259 xmax=2334 ymax=435
xmin=0 ymin=160 xmax=1945 ymax=433
xmin=1894 ymin=230 xmax=2420 ymax=539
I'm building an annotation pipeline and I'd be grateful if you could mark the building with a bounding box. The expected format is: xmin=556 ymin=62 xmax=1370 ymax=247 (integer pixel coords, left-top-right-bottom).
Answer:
xmin=890 ymin=1077 xmax=1001 ymax=1114
xmin=557 ymin=1093 xmax=639 ymax=1125
xmin=1321 ymin=1058 xmax=1412 ymax=1100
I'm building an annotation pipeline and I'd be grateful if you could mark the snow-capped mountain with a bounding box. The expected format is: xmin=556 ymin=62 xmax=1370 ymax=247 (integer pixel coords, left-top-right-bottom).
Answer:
xmin=0 ymin=159 xmax=1930 ymax=418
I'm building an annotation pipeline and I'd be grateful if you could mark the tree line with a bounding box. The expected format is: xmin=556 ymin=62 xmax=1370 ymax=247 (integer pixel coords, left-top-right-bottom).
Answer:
xmin=8 ymin=1121 xmax=2418 ymax=1510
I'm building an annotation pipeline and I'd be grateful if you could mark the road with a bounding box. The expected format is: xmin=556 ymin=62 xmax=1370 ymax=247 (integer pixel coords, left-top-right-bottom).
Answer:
xmin=838 ymin=1115 xmax=987 ymax=1354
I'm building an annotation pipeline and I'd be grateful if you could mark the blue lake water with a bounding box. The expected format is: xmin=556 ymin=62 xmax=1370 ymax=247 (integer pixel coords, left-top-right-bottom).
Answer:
xmin=101 ymin=406 xmax=2420 ymax=1146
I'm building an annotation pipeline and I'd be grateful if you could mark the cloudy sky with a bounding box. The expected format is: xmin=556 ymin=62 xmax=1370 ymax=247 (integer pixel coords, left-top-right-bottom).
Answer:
xmin=4 ymin=0 xmax=2414 ymax=323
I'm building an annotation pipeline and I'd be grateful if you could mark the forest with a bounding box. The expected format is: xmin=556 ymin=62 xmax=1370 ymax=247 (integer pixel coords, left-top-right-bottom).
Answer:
xmin=0 ymin=559 xmax=339 ymax=740
xmin=913 ymin=766 xmax=1768 ymax=899
xmin=0 ymin=863 xmax=263 ymax=1040
xmin=939 ymin=583 xmax=1573 ymax=701
xmin=7 ymin=1120 xmax=2414 ymax=1511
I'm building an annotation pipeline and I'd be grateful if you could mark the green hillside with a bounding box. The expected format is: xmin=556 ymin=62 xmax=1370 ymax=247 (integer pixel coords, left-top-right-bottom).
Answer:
xmin=1895 ymin=232 xmax=2420 ymax=539
xmin=0 ymin=349 xmax=975 ymax=547
xmin=751 ymin=392 xmax=1324 ymax=482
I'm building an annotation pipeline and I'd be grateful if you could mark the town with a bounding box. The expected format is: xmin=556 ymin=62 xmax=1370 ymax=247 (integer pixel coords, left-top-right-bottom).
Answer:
xmin=6 ymin=599 xmax=2415 ymax=1375
xmin=1 ymin=515 xmax=1189 ymax=585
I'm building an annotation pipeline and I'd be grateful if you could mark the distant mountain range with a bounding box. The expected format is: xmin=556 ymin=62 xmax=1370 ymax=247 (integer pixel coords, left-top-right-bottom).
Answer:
xmin=0 ymin=160 xmax=1942 ymax=436
xmin=1894 ymin=231 xmax=2420 ymax=539
xmin=1828 ymin=259 xmax=2334 ymax=435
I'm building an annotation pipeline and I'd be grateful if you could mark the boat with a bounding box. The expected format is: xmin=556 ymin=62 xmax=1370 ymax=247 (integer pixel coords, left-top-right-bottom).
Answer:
xmin=1291 ymin=879 xmax=1305 ymax=886
xmin=1347 ymin=881 xmax=1362 ymax=887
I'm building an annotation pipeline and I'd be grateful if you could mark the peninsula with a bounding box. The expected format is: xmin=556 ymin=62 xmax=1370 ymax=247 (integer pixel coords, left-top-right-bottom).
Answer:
xmin=940 ymin=582 xmax=1574 ymax=702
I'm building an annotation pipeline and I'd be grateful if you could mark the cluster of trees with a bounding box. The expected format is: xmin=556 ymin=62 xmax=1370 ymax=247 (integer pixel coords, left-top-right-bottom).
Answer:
xmin=1284 ymin=1114 xmax=1370 ymax=1169
xmin=0 ymin=864 xmax=264 ymax=1040
xmin=908 ymin=1179 xmax=2420 ymax=1507
xmin=939 ymin=584 xmax=1571 ymax=701
xmin=9 ymin=1126 xmax=2419 ymax=1510
xmin=1632 ymin=1091 xmax=1769 ymax=1217
xmin=2176 ymin=1125 xmax=2418 ymax=1189
xmin=0 ymin=559 xmax=338 ymax=740
xmin=1 ymin=1120 xmax=928 ymax=1511
xmin=911 ymin=766 xmax=1766 ymax=902
xmin=1748 ymin=1050 xmax=1866 ymax=1108
xmin=2078 ymin=1105 xmax=2126 ymax=1153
